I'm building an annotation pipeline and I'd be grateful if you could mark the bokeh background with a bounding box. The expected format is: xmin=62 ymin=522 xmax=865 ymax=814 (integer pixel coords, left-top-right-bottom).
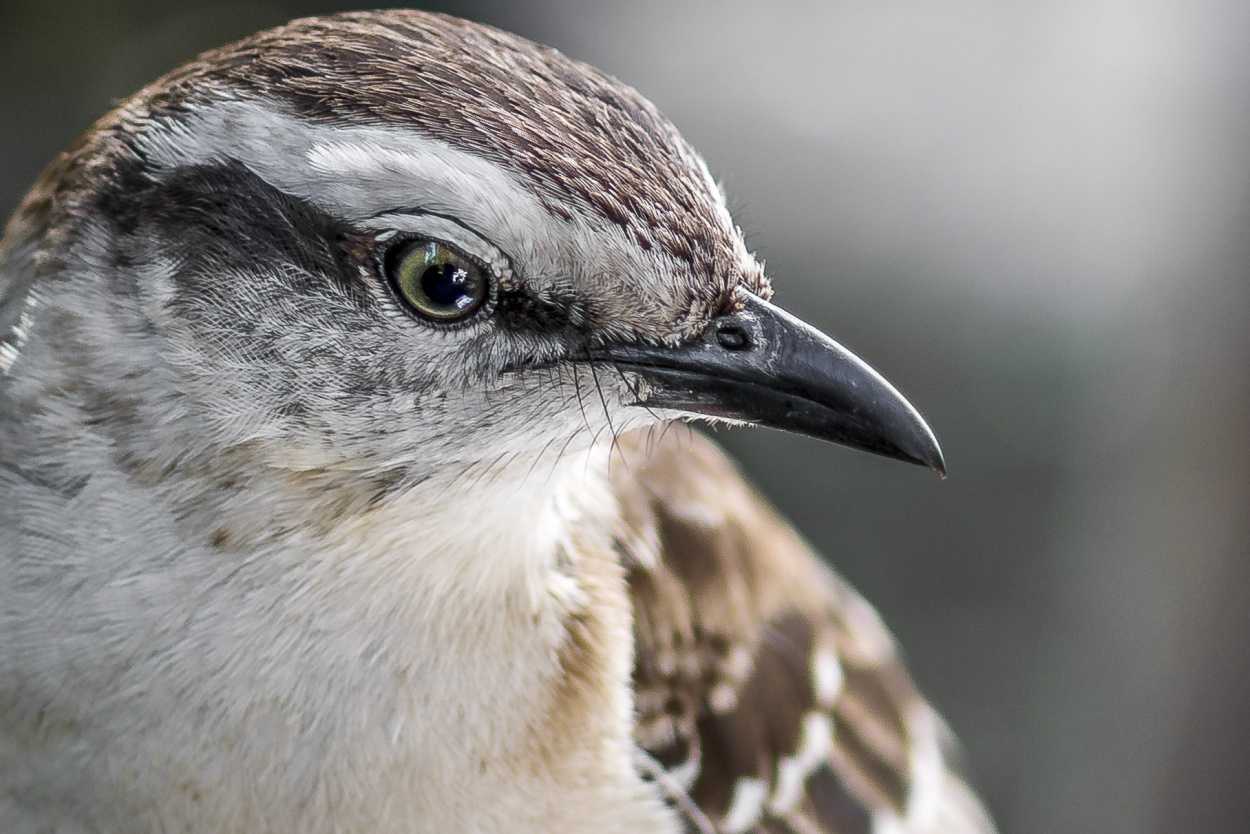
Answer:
xmin=4 ymin=1 xmax=1249 ymax=830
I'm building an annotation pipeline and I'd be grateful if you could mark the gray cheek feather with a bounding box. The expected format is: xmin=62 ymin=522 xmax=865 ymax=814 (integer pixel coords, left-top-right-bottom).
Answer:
xmin=0 ymin=236 xmax=42 ymax=365
xmin=2 ymin=93 xmax=742 ymax=516
xmin=3 ymin=152 xmax=635 ymax=501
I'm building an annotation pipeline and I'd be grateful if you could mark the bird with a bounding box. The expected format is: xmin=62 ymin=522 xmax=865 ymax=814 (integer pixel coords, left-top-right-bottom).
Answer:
xmin=0 ymin=10 xmax=995 ymax=834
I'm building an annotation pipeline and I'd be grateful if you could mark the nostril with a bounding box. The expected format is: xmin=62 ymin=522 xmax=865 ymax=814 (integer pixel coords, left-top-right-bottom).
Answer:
xmin=715 ymin=324 xmax=751 ymax=351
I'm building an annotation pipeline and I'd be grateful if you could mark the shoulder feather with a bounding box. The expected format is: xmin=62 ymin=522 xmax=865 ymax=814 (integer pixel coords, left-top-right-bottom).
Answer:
xmin=610 ymin=427 xmax=995 ymax=834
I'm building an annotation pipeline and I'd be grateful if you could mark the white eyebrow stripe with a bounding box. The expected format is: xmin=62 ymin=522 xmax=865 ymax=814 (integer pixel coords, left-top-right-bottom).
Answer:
xmin=135 ymin=99 xmax=548 ymax=232
xmin=302 ymin=138 xmax=541 ymax=225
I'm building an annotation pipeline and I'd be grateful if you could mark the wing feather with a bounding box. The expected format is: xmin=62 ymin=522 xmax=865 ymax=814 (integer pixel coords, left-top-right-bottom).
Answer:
xmin=611 ymin=427 xmax=995 ymax=834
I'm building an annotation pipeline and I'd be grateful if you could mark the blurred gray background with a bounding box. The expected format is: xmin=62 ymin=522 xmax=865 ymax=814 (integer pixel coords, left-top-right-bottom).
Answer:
xmin=4 ymin=1 xmax=1249 ymax=830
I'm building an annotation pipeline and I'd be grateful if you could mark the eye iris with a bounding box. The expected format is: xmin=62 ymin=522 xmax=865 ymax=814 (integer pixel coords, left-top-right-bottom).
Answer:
xmin=391 ymin=240 xmax=487 ymax=321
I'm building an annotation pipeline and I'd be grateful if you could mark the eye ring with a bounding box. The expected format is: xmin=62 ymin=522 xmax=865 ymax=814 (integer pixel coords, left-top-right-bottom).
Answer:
xmin=384 ymin=238 xmax=492 ymax=324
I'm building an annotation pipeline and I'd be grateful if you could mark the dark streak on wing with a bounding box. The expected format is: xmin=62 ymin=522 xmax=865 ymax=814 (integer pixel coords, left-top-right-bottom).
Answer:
xmin=611 ymin=427 xmax=996 ymax=834
xmin=808 ymin=766 xmax=875 ymax=834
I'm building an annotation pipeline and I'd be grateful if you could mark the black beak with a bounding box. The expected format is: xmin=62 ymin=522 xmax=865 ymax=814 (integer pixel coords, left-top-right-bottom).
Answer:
xmin=584 ymin=293 xmax=945 ymax=474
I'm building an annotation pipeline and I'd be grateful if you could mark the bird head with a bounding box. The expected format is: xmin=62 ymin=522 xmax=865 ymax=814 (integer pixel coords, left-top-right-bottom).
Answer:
xmin=1 ymin=11 xmax=941 ymax=505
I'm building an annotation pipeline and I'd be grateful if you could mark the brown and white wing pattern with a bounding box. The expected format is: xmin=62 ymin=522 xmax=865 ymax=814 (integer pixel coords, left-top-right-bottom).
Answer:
xmin=611 ymin=428 xmax=995 ymax=834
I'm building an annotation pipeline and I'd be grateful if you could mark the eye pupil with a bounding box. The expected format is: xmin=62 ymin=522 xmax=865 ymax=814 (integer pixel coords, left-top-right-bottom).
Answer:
xmin=422 ymin=263 xmax=474 ymax=308
xmin=388 ymin=240 xmax=490 ymax=323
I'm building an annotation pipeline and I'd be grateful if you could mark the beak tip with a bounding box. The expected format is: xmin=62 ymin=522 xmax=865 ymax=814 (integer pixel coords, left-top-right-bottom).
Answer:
xmin=923 ymin=438 xmax=947 ymax=479
xmin=905 ymin=443 xmax=946 ymax=478
xmin=896 ymin=427 xmax=945 ymax=478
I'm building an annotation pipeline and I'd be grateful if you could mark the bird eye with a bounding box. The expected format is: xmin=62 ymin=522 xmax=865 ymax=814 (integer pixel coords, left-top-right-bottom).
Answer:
xmin=386 ymin=239 xmax=489 ymax=323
